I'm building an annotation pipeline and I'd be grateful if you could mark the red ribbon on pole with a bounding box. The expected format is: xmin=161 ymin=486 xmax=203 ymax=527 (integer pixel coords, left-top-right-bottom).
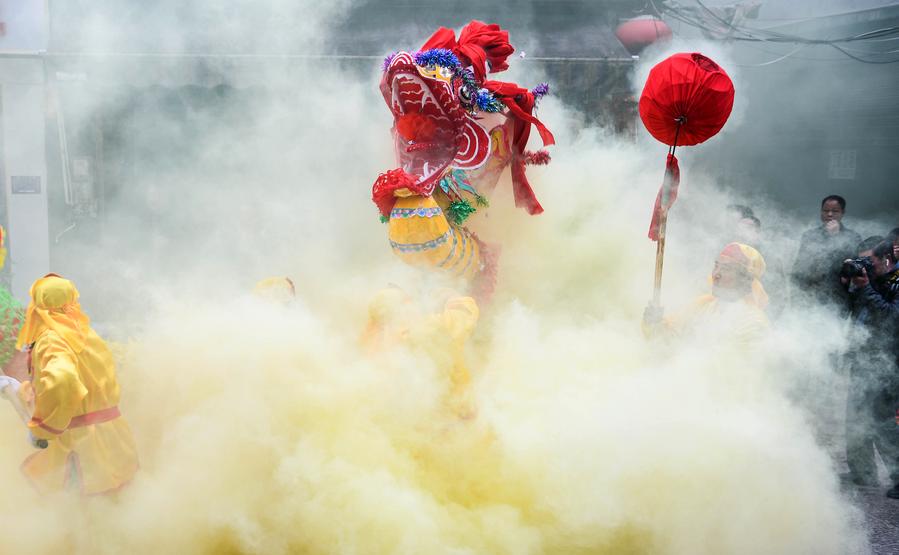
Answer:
xmin=648 ymin=154 xmax=680 ymax=241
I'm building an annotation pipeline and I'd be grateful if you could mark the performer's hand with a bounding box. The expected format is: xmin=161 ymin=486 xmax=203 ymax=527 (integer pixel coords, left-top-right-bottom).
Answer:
xmin=824 ymin=219 xmax=840 ymax=235
xmin=643 ymin=304 xmax=664 ymax=326
xmin=18 ymin=381 xmax=35 ymax=409
xmin=2 ymin=350 xmax=29 ymax=382
xmin=851 ymin=268 xmax=870 ymax=289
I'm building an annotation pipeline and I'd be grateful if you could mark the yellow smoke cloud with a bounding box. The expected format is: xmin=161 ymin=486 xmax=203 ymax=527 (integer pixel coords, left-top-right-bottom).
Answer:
xmin=0 ymin=285 xmax=862 ymax=554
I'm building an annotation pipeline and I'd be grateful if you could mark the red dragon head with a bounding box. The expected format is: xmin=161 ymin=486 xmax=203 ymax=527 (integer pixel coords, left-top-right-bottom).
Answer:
xmin=377 ymin=21 xmax=554 ymax=218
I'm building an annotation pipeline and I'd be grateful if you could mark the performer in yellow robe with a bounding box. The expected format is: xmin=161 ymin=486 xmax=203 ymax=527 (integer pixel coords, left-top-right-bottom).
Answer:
xmin=644 ymin=242 xmax=770 ymax=344
xmin=363 ymin=286 xmax=480 ymax=419
xmin=15 ymin=274 xmax=139 ymax=495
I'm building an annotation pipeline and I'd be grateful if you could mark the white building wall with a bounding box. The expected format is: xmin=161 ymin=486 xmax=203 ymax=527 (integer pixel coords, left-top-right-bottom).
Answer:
xmin=1 ymin=1 xmax=49 ymax=302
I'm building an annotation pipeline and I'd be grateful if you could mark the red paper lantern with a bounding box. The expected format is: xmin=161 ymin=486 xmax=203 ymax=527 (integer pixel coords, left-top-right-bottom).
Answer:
xmin=616 ymin=16 xmax=673 ymax=56
xmin=639 ymin=52 xmax=735 ymax=147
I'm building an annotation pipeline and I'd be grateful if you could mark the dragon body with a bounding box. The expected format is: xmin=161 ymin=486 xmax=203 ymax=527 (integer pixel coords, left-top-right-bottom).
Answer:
xmin=372 ymin=21 xmax=554 ymax=299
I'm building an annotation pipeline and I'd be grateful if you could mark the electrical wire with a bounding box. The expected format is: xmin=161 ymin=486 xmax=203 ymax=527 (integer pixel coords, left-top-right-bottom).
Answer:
xmin=687 ymin=0 xmax=899 ymax=44
xmin=738 ymin=41 xmax=854 ymax=62
xmin=656 ymin=0 xmax=899 ymax=43
xmin=735 ymin=43 xmax=809 ymax=67
xmin=648 ymin=0 xmax=899 ymax=64
xmin=828 ymin=42 xmax=899 ymax=64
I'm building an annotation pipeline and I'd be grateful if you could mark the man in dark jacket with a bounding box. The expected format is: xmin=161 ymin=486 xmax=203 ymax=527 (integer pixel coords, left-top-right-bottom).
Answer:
xmin=792 ymin=195 xmax=862 ymax=310
xmin=843 ymin=237 xmax=899 ymax=498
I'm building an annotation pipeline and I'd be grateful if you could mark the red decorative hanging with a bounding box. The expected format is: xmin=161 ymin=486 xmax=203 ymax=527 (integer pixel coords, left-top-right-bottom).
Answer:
xmin=615 ymin=16 xmax=673 ymax=56
xmin=482 ymin=80 xmax=555 ymax=215
xmin=639 ymin=52 xmax=735 ymax=147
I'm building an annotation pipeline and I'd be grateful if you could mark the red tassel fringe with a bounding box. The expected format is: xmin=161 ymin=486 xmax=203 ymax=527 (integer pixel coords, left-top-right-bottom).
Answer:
xmin=372 ymin=168 xmax=421 ymax=219
xmin=523 ymin=150 xmax=551 ymax=166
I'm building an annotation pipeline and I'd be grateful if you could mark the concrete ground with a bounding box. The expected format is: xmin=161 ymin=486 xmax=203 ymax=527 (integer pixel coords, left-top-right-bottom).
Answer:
xmin=842 ymin=484 xmax=899 ymax=555
xmin=805 ymin=372 xmax=899 ymax=554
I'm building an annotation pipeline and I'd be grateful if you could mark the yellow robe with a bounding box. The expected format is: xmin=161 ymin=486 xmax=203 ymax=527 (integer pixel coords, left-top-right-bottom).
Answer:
xmin=363 ymin=290 xmax=480 ymax=418
xmin=21 ymin=328 xmax=139 ymax=495
xmin=427 ymin=296 xmax=480 ymax=418
xmin=645 ymin=294 xmax=769 ymax=346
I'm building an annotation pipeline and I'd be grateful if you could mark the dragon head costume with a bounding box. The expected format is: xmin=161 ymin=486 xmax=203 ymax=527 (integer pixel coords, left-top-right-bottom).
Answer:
xmin=372 ymin=20 xmax=554 ymax=300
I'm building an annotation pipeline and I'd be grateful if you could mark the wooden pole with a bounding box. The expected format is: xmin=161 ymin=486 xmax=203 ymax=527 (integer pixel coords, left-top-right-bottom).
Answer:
xmin=0 ymin=376 xmax=31 ymax=423
xmin=652 ymin=209 xmax=668 ymax=306
xmin=0 ymin=376 xmax=47 ymax=448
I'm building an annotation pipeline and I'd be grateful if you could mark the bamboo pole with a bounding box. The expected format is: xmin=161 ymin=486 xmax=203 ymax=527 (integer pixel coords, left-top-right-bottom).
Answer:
xmin=652 ymin=209 xmax=668 ymax=306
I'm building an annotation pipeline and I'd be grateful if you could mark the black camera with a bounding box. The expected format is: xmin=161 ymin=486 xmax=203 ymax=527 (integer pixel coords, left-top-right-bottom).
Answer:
xmin=841 ymin=257 xmax=875 ymax=279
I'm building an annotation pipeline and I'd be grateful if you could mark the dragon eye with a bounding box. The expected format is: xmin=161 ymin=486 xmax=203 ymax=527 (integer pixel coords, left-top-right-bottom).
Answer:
xmin=458 ymin=86 xmax=475 ymax=110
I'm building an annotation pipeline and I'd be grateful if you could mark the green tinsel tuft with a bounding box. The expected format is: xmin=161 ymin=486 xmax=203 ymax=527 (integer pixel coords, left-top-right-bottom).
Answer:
xmin=475 ymin=194 xmax=489 ymax=207
xmin=380 ymin=214 xmax=389 ymax=224
xmin=447 ymin=199 xmax=476 ymax=225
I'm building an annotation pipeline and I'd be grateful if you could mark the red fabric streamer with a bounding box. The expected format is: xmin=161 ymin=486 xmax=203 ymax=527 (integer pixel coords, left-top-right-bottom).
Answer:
xmin=420 ymin=21 xmax=514 ymax=81
xmin=372 ymin=168 xmax=427 ymax=218
xmin=482 ymin=80 xmax=555 ymax=215
xmin=648 ymin=154 xmax=680 ymax=241
xmin=483 ymin=81 xmax=555 ymax=149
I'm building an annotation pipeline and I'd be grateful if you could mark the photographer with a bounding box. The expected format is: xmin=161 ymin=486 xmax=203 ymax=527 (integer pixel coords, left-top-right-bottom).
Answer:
xmin=841 ymin=237 xmax=899 ymax=498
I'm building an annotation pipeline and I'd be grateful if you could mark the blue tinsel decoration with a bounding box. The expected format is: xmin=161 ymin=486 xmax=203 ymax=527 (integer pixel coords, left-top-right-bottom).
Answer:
xmin=414 ymin=48 xmax=461 ymax=69
xmin=411 ymin=49 xmax=506 ymax=114
xmin=475 ymin=89 xmax=504 ymax=113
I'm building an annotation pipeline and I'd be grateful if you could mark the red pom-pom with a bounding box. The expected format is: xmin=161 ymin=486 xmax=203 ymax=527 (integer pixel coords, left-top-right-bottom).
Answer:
xmin=372 ymin=168 xmax=421 ymax=218
xmin=396 ymin=113 xmax=437 ymax=143
xmin=421 ymin=21 xmax=515 ymax=82
xmin=523 ymin=150 xmax=551 ymax=166
xmin=457 ymin=21 xmax=514 ymax=80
